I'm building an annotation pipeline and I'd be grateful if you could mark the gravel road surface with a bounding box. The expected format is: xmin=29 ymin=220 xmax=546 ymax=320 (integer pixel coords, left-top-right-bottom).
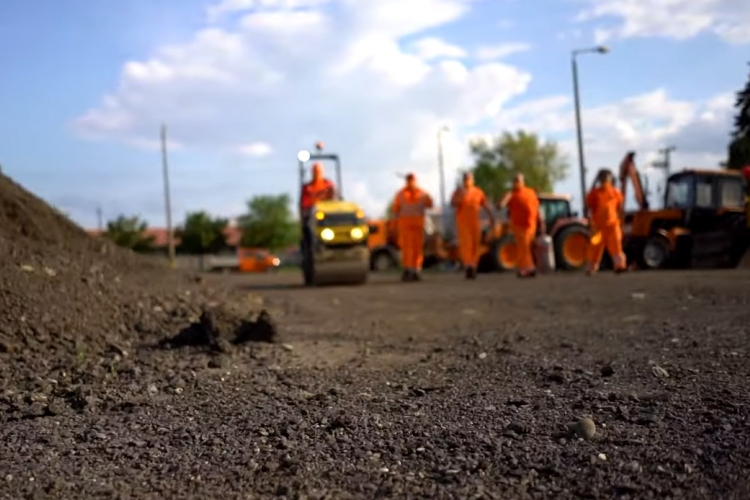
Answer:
xmin=3 ymin=269 xmax=749 ymax=500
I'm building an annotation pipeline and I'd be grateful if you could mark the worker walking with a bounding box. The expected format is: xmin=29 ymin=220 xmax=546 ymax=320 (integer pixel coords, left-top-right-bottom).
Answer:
xmin=299 ymin=162 xmax=337 ymax=254
xmin=392 ymin=173 xmax=434 ymax=282
xmin=451 ymin=172 xmax=495 ymax=279
xmin=585 ymin=169 xmax=627 ymax=275
xmin=500 ymin=173 xmax=544 ymax=278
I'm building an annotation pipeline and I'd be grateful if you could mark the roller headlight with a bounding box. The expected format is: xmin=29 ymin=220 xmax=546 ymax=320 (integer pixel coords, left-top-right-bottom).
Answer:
xmin=272 ymin=258 xmax=280 ymax=266
xmin=320 ymin=228 xmax=335 ymax=241
xmin=350 ymin=227 xmax=364 ymax=239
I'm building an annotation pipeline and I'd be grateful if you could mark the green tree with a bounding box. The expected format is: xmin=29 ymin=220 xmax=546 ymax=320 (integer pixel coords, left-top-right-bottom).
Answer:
xmin=239 ymin=194 xmax=298 ymax=250
xmin=103 ymin=215 xmax=155 ymax=252
xmin=468 ymin=130 xmax=569 ymax=202
xmin=728 ymin=63 xmax=750 ymax=170
xmin=176 ymin=211 xmax=229 ymax=254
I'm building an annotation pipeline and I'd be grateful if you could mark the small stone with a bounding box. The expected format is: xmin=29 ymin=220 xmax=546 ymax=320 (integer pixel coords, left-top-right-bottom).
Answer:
xmin=4 ymin=474 xmax=12 ymax=482
xmin=20 ymin=264 xmax=34 ymax=272
xmin=147 ymin=384 xmax=158 ymax=395
xmin=478 ymin=352 xmax=488 ymax=360
xmin=379 ymin=467 xmax=389 ymax=473
xmin=626 ymin=461 xmax=642 ymax=473
xmin=571 ymin=417 xmax=596 ymax=440
xmin=282 ymin=343 xmax=294 ymax=352
xmin=598 ymin=453 xmax=607 ymax=461
xmin=652 ymin=365 xmax=669 ymax=378
xmin=174 ymin=387 xmax=184 ymax=395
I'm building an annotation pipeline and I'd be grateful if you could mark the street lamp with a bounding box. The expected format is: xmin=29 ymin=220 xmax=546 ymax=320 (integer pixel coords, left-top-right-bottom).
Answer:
xmin=572 ymin=45 xmax=609 ymax=215
xmin=437 ymin=125 xmax=450 ymax=233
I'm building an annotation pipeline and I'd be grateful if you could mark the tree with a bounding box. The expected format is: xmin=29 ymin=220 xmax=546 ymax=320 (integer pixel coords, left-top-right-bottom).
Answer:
xmin=239 ymin=194 xmax=298 ymax=250
xmin=728 ymin=62 xmax=750 ymax=170
xmin=468 ymin=130 xmax=569 ymax=202
xmin=176 ymin=211 xmax=229 ymax=254
xmin=103 ymin=215 xmax=154 ymax=252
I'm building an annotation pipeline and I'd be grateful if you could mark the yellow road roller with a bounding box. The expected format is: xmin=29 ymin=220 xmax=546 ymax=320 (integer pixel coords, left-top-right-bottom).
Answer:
xmin=301 ymin=200 xmax=370 ymax=286
xmin=297 ymin=143 xmax=371 ymax=286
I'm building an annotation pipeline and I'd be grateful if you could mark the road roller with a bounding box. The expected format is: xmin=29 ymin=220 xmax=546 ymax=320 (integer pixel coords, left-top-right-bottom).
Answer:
xmin=297 ymin=142 xmax=371 ymax=286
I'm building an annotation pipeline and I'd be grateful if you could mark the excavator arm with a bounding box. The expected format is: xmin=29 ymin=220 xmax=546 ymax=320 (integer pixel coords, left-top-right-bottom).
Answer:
xmin=618 ymin=152 xmax=649 ymax=215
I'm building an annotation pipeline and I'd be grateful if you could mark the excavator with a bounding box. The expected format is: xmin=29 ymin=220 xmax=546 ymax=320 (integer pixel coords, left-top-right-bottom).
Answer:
xmin=618 ymin=152 xmax=750 ymax=269
xmin=297 ymin=142 xmax=370 ymax=286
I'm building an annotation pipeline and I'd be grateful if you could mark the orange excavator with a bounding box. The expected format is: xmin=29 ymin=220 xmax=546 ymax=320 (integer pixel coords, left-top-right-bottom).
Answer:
xmin=618 ymin=152 xmax=750 ymax=269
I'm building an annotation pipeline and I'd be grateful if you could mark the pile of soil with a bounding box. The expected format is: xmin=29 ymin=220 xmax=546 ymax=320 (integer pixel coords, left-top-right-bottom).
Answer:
xmin=0 ymin=173 xmax=272 ymax=398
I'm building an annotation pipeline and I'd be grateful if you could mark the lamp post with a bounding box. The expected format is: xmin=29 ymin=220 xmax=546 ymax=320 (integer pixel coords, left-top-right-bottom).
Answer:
xmin=437 ymin=125 xmax=449 ymax=233
xmin=572 ymin=45 xmax=609 ymax=215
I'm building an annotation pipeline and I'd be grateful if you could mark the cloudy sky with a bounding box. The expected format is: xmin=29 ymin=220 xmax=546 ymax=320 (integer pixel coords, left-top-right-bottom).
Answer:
xmin=1 ymin=0 xmax=748 ymax=229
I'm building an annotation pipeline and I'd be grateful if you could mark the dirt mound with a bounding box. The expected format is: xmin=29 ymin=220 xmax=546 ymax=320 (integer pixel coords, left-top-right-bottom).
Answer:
xmin=0 ymin=172 xmax=263 ymax=384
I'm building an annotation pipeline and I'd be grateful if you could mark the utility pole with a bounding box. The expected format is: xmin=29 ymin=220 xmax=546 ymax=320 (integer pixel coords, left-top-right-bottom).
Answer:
xmin=96 ymin=206 xmax=103 ymax=232
xmin=653 ymin=145 xmax=676 ymax=176
xmin=160 ymin=124 xmax=176 ymax=268
xmin=571 ymin=45 xmax=609 ymax=215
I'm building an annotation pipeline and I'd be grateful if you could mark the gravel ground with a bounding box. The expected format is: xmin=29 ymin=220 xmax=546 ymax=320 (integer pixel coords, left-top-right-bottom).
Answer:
xmin=2 ymin=171 xmax=750 ymax=499
xmin=3 ymin=268 xmax=750 ymax=500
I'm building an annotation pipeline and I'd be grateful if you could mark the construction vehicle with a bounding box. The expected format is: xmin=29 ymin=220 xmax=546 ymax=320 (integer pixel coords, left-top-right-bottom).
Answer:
xmin=618 ymin=152 xmax=750 ymax=269
xmin=367 ymin=212 xmax=457 ymax=271
xmin=479 ymin=193 xmax=590 ymax=272
xmin=205 ymin=247 xmax=280 ymax=272
xmin=297 ymin=143 xmax=370 ymax=286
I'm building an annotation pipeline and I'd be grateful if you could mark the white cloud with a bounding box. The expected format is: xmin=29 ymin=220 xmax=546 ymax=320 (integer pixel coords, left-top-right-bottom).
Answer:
xmin=577 ymin=0 xmax=750 ymax=44
xmin=237 ymin=142 xmax=272 ymax=157
xmin=407 ymin=37 xmax=466 ymax=60
xmin=71 ymin=0 xmax=528 ymax=217
xmin=473 ymin=42 xmax=531 ymax=61
xmin=493 ymin=88 xmax=735 ymax=209
xmin=69 ymin=0 xmax=737 ymax=224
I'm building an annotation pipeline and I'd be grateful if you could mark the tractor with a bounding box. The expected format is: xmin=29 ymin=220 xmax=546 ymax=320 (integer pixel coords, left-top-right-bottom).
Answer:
xmin=618 ymin=152 xmax=750 ymax=269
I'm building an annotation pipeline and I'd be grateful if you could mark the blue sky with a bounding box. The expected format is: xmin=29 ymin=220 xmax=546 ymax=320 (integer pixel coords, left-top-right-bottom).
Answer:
xmin=1 ymin=0 xmax=748 ymax=229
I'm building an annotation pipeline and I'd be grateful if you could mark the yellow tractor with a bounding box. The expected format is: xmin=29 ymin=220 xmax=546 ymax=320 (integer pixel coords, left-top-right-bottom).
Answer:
xmin=297 ymin=143 xmax=370 ymax=286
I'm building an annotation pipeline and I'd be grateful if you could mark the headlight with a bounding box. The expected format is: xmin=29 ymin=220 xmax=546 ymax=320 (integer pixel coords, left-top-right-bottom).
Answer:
xmin=272 ymin=258 xmax=280 ymax=266
xmin=350 ymin=227 xmax=364 ymax=239
xmin=320 ymin=228 xmax=335 ymax=241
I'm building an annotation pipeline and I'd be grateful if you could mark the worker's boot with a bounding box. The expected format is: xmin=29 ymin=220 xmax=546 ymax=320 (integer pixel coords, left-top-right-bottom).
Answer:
xmin=401 ymin=270 xmax=412 ymax=282
xmin=465 ymin=267 xmax=476 ymax=280
xmin=412 ymin=270 xmax=422 ymax=281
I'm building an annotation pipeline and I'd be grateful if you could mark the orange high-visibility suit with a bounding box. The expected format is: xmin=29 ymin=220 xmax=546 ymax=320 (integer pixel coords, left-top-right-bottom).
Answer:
xmin=392 ymin=177 xmax=433 ymax=275
xmin=585 ymin=183 xmax=626 ymax=272
xmin=299 ymin=164 xmax=336 ymax=219
xmin=507 ymin=186 xmax=540 ymax=276
xmin=452 ymin=184 xmax=493 ymax=273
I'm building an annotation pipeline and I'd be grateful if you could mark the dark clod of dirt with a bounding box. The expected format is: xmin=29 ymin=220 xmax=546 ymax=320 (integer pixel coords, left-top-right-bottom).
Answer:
xmin=162 ymin=308 xmax=277 ymax=351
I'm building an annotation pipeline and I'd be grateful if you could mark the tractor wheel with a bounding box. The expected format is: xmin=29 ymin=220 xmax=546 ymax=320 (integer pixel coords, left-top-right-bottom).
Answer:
xmin=490 ymin=235 xmax=517 ymax=272
xmin=554 ymin=224 xmax=590 ymax=271
xmin=641 ymin=235 xmax=670 ymax=269
xmin=371 ymin=250 xmax=397 ymax=271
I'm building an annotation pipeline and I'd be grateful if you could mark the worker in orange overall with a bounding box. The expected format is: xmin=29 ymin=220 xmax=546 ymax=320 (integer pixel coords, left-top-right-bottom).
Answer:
xmin=299 ymin=162 xmax=337 ymax=256
xmin=500 ymin=173 xmax=544 ymax=278
xmin=585 ymin=169 xmax=627 ymax=275
xmin=392 ymin=173 xmax=434 ymax=282
xmin=451 ymin=171 xmax=495 ymax=279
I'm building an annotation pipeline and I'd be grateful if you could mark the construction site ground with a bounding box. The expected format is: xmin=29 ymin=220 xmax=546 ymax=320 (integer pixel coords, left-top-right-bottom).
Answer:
xmin=3 ymin=267 xmax=750 ymax=499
